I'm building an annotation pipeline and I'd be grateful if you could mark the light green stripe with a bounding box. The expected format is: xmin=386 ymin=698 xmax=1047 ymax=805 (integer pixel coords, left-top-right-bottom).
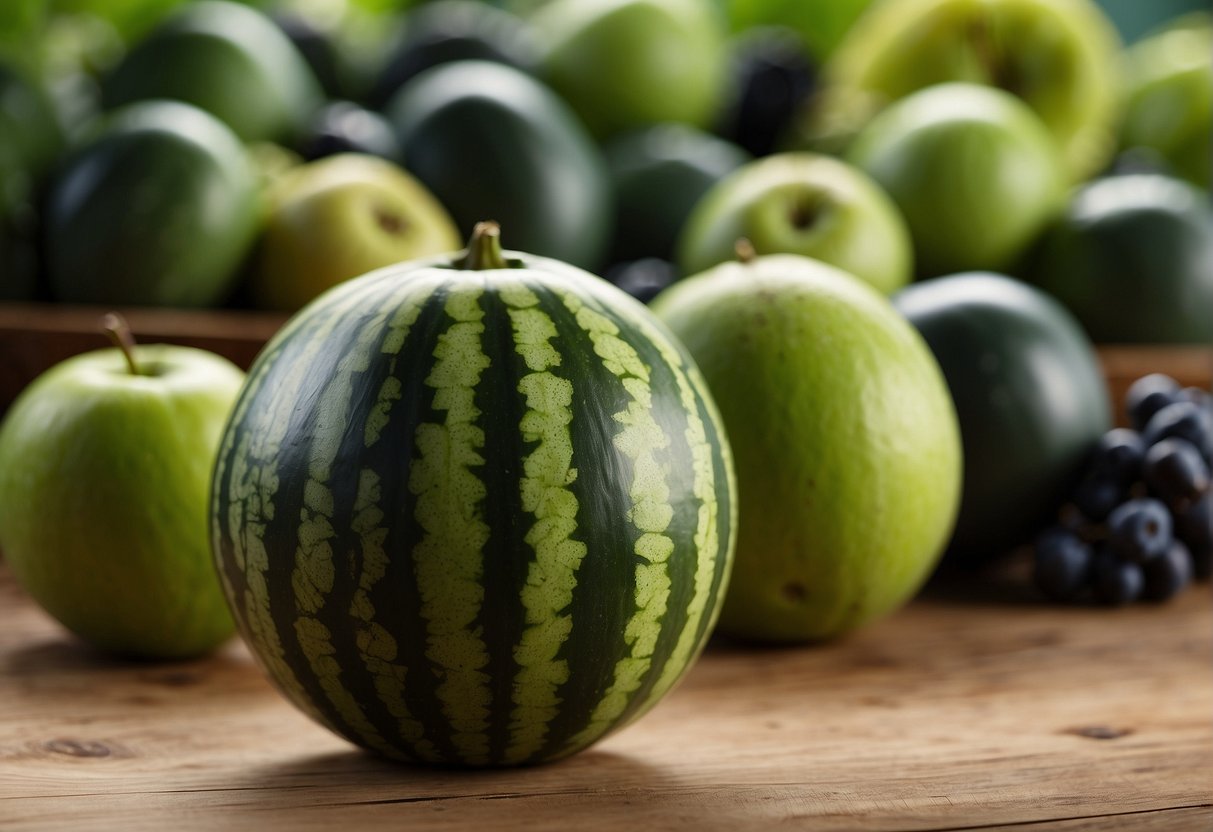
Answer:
xmin=291 ymin=295 xmax=410 ymax=759
xmin=499 ymin=283 xmax=588 ymax=765
xmin=558 ymin=292 xmax=675 ymax=752
xmin=409 ymin=285 xmax=493 ymax=765
xmin=616 ymin=308 xmax=732 ymax=710
xmin=215 ymin=279 xmax=382 ymax=733
xmin=347 ymin=281 xmax=441 ymax=762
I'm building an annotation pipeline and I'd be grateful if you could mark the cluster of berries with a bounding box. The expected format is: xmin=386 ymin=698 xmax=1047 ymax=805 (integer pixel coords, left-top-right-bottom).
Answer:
xmin=1034 ymin=374 xmax=1212 ymax=605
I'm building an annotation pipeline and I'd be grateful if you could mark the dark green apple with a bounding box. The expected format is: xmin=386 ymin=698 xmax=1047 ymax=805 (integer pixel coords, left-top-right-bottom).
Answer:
xmin=894 ymin=272 xmax=1112 ymax=561
xmin=387 ymin=60 xmax=612 ymax=271
xmin=803 ymin=0 xmax=1123 ymax=182
xmin=0 ymin=330 xmax=245 ymax=658
xmin=677 ymin=151 xmax=912 ymax=294
xmin=605 ymin=123 xmax=749 ymax=263
xmin=533 ymin=0 xmax=728 ymax=139
xmin=1019 ymin=173 xmax=1213 ymax=344
xmin=1120 ymin=13 xmax=1211 ymax=189
xmin=847 ymin=83 xmax=1066 ymax=278
xmin=102 ymin=0 xmax=323 ymax=144
xmin=43 ymin=100 xmax=261 ymax=308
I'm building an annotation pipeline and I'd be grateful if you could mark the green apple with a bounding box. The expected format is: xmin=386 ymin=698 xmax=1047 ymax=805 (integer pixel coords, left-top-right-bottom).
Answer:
xmin=251 ymin=153 xmax=461 ymax=312
xmin=1120 ymin=13 xmax=1212 ymax=189
xmin=677 ymin=151 xmax=912 ymax=294
xmin=532 ymin=0 xmax=727 ymax=139
xmin=101 ymin=0 xmax=323 ymax=144
xmin=1019 ymin=173 xmax=1213 ymax=344
xmin=0 ymin=320 xmax=245 ymax=659
xmin=802 ymin=0 xmax=1123 ymax=182
xmin=652 ymin=253 xmax=961 ymax=642
xmin=847 ymin=83 xmax=1066 ymax=279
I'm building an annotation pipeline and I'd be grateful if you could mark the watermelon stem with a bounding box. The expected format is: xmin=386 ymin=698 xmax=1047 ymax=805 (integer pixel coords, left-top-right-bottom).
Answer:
xmin=101 ymin=312 xmax=141 ymax=376
xmin=459 ymin=221 xmax=509 ymax=271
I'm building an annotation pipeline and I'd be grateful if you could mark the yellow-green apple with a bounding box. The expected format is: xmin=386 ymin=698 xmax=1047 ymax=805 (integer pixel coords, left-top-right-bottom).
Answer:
xmin=0 ymin=318 xmax=245 ymax=659
xmin=251 ymin=153 xmax=461 ymax=312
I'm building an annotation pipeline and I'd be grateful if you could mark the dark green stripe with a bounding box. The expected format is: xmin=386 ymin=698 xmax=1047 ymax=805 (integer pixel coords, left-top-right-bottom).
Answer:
xmin=357 ymin=281 xmax=467 ymax=763
xmin=297 ymin=278 xmax=445 ymax=762
xmin=531 ymin=285 xmax=638 ymax=759
xmin=472 ymin=283 xmax=534 ymax=764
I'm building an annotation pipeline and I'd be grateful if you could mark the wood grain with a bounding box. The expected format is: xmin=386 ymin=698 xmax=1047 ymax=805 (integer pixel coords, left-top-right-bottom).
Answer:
xmin=1 ymin=559 xmax=1210 ymax=832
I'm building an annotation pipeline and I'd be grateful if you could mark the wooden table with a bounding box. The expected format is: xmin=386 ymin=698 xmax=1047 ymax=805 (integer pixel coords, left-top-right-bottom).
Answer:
xmin=2 ymin=560 xmax=1210 ymax=831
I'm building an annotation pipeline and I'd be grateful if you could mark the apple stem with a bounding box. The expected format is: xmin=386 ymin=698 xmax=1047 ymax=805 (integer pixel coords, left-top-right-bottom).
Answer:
xmin=101 ymin=312 xmax=142 ymax=376
xmin=734 ymin=238 xmax=757 ymax=263
xmin=459 ymin=221 xmax=509 ymax=271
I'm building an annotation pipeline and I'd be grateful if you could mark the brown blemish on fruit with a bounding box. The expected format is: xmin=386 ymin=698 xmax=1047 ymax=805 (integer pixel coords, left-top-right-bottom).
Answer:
xmin=374 ymin=206 xmax=408 ymax=237
xmin=781 ymin=581 xmax=807 ymax=604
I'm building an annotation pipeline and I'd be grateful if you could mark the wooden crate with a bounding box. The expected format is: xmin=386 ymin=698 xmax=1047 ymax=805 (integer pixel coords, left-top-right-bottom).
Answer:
xmin=0 ymin=302 xmax=1209 ymax=414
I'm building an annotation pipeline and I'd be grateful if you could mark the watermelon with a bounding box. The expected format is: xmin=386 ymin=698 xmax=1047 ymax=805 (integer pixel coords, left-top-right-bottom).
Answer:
xmin=210 ymin=224 xmax=736 ymax=767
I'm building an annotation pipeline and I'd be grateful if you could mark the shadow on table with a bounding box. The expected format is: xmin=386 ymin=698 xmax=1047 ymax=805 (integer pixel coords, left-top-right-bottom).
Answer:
xmin=230 ymin=746 xmax=737 ymax=828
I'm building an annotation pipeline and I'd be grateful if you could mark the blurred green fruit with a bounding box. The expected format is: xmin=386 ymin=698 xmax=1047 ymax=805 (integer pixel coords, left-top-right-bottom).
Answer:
xmin=723 ymin=0 xmax=875 ymax=58
xmin=387 ymin=60 xmax=611 ymax=271
xmin=605 ymin=123 xmax=749 ymax=263
xmin=534 ymin=0 xmax=727 ymax=139
xmin=44 ymin=100 xmax=261 ymax=307
xmin=102 ymin=0 xmax=323 ymax=144
xmin=1020 ymin=173 xmax=1213 ymax=344
xmin=847 ymin=83 xmax=1065 ymax=278
xmin=652 ymin=253 xmax=961 ymax=642
xmin=677 ymin=152 xmax=912 ymax=294
xmin=806 ymin=0 xmax=1123 ymax=182
xmin=1120 ymin=13 xmax=1211 ymax=189
xmin=894 ymin=273 xmax=1111 ymax=561
xmin=370 ymin=0 xmax=540 ymax=107
xmin=252 ymin=153 xmax=461 ymax=312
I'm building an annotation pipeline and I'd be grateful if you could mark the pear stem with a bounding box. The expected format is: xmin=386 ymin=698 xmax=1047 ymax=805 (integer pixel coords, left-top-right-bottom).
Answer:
xmin=734 ymin=238 xmax=757 ymax=264
xmin=459 ymin=221 xmax=509 ymax=271
xmin=101 ymin=312 xmax=141 ymax=376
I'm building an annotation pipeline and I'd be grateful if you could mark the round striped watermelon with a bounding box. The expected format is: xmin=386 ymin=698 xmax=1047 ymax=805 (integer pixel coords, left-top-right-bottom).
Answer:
xmin=210 ymin=224 xmax=736 ymax=767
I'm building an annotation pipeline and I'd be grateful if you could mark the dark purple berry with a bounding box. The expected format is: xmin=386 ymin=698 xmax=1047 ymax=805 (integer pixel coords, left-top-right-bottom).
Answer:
xmin=1073 ymin=474 xmax=1124 ymax=522
xmin=1143 ymin=438 xmax=1210 ymax=505
xmin=604 ymin=259 xmax=677 ymax=305
xmin=1142 ymin=540 xmax=1194 ymax=602
xmin=1126 ymin=373 xmax=1181 ymax=431
xmin=1143 ymin=401 xmax=1213 ymax=463
xmin=1175 ymin=492 xmax=1212 ymax=580
xmin=714 ymin=26 xmax=817 ymax=158
xmin=1179 ymin=386 xmax=1213 ymax=412
xmin=1033 ymin=528 xmax=1094 ymax=602
xmin=1090 ymin=428 xmax=1147 ymax=486
xmin=1106 ymin=498 xmax=1172 ymax=563
xmin=1093 ymin=550 xmax=1145 ymax=605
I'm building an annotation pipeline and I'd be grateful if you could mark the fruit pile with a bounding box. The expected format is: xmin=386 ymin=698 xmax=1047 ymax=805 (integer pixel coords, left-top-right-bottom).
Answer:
xmin=0 ymin=0 xmax=1209 ymax=770
xmin=1034 ymin=375 xmax=1213 ymax=605
xmin=0 ymin=0 xmax=1209 ymax=327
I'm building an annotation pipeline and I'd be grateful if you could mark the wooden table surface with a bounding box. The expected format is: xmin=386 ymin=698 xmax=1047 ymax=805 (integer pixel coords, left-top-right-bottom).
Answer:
xmin=2 ymin=559 xmax=1210 ymax=832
